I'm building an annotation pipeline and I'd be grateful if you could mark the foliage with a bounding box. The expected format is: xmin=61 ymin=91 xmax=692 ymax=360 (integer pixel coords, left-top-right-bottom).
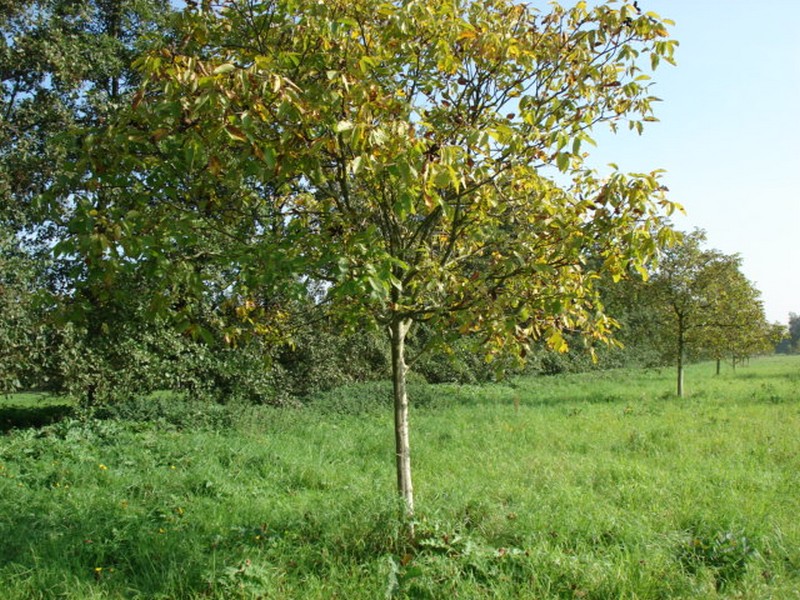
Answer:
xmin=678 ymin=526 xmax=757 ymax=591
xmin=1 ymin=0 xmax=173 ymax=226
xmin=90 ymin=393 xmax=241 ymax=430
xmin=596 ymin=266 xmax=669 ymax=368
xmin=48 ymin=0 xmax=681 ymax=518
xmin=406 ymin=322 xmax=495 ymax=384
xmin=0 ymin=225 xmax=48 ymax=394
xmin=779 ymin=312 xmax=800 ymax=354
xmin=274 ymin=314 xmax=390 ymax=397
xmin=646 ymin=230 xmax=775 ymax=394
xmin=45 ymin=315 xmax=294 ymax=406
xmin=1 ymin=0 xmax=181 ymax=402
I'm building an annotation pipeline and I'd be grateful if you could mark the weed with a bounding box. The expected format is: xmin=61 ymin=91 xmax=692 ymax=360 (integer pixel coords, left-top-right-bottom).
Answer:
xmin=678 ymin=527 xmax=757 ymax=590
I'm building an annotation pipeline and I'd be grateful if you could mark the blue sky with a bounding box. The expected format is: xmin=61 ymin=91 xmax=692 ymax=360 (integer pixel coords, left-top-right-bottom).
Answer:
xmin=584 ymin=0 xmax=800 ymax=324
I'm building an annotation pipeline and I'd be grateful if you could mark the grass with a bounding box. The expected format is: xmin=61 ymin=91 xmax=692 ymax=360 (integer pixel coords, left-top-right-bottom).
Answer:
xmin=1 ymin=356 xmax=799 ymax=598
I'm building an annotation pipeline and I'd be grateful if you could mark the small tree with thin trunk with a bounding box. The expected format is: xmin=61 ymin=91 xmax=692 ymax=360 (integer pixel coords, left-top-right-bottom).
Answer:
xmin=52 ymin=0 xmax=680 ymax=530
xmin=650 ymin=230 xmax=770 ymax=395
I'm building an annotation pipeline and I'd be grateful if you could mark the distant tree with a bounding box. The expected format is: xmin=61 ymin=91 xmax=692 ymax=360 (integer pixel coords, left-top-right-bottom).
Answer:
xmin=785 ymin=313 xmax=800 ymax=354
xmin=50 ymin=0 xmax=679 ymax=527
xmin=766 ymin=321 xmax=789 ymax=356
xmin=650 ymin=230 xmax=771 ymax=395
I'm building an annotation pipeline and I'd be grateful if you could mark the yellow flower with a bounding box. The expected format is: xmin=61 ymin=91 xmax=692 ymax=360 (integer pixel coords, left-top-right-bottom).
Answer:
xmin=98 ymin=464 xmax=108 ymax=471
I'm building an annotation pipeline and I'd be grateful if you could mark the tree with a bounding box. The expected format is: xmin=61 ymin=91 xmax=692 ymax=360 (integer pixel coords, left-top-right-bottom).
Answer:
xmin=1 ymin=0 xmax=173 ymax=227
xmin=784 ymin=313 xmax=800 ymax=354
xmin=51 ymin=0 xmax=679 ymax=527
xmin=1 ymin=0 xmax=182 ymax=401
xmin=764 ymin=321 xmax=789 ymax=357
xmin=695 ymin=258 xmax=771 ymax=373
xmin=596 ymin=260 xmax=669 ymax=369
xmin=649 ymin=230 xmax=771 ymax=395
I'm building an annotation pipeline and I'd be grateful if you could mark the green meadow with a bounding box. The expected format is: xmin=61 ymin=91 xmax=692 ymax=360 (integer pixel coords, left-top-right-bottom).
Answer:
xmin=1 ymin=356 xmax=798 ymax=598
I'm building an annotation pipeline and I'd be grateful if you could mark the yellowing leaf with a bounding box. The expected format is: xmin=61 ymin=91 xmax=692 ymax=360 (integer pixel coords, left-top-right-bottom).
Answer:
xmin=213 ymin=63 xmax=236 ymax=75
xmin=457 ymin=29 xmax=478 ymax=41
xmin=208 ymin=155 xmax=222 ymax=176
xmin=225 ymin=125 xmax=248 ymax=142
xmin=335 ymin=120 xmax=354 ymax=133
xmin=546 ymin=329 xmax=569 ymax=353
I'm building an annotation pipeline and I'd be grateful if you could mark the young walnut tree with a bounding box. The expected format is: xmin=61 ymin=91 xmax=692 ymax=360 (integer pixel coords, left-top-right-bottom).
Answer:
xmin=56 ymin=0 xmax=680 ymax=527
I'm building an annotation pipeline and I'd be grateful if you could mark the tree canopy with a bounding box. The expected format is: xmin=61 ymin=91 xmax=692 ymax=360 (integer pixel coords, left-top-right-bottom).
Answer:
xmin=45 ymin=0 xmax=682 ymax=524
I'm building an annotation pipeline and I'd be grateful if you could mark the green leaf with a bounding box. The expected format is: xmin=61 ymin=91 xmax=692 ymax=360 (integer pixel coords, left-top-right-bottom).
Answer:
xmin=434 ymin=165 xmax=452 ymax=188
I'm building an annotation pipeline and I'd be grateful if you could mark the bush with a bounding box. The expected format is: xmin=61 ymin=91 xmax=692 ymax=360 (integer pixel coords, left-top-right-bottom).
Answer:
xmin=87 ymin=393 xmax=240 ymax=431
xmin=43 ymin=316 xmax=290 ymax=407
xmin=306 ymin=374 xmax=481 ymax=416
xmin=275 ymin=322 xmax=390 ymax=398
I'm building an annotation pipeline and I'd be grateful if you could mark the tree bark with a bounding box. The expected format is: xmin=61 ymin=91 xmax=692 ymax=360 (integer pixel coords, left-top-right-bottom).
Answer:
xmin=390 ymin=318 xmax=414 ymax=532
xmin=676 ymin=320 xmax=685 ymax=397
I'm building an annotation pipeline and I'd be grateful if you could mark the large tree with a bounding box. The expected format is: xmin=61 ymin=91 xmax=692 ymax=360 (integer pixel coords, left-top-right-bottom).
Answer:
xmin=51 ymin=0 xmax=680 ymax=527
xmin=1 ymin=0 xmax=173 ymax=226
xmin=0 ymin=0 xmax=181 ymax=400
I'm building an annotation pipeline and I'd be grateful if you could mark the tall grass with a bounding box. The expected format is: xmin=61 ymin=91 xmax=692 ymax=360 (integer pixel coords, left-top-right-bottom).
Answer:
xmin=1 ymin=356 xmax=798 ymax=598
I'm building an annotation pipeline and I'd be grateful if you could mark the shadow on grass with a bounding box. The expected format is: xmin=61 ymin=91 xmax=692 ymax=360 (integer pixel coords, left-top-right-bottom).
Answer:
xmin=0 ymin=403 xmax=74 ymax=432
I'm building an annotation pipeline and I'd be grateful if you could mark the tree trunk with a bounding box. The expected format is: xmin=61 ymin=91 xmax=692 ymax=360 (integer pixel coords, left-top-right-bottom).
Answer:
xmin=676 ymin=322 xmax=685 ymax=397
xmin=105 ymin=2 xmax=121 ymax=100
xmin=716 ymin=358 xmax=721 ymax=376
xmin=390 ymin=318 xmax=414 ymax=533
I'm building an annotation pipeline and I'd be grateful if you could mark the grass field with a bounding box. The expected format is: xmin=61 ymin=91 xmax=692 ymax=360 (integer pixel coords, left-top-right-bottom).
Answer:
xmin=1 ymin=356 xmax=798 ymax=598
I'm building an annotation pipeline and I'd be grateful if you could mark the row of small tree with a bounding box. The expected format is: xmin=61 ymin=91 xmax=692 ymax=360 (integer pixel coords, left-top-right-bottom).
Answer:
xmin=606 ymin=230 xmax=784 ymax=397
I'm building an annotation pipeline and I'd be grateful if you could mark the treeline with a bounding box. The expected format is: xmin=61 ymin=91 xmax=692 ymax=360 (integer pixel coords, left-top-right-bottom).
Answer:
xmin=776 ymin=314 xmax=800 ymax=354
xmin=0 ymin=1 xmax=784 ymax=406
xmin=1 ymin=224 xmax=785 ymax=403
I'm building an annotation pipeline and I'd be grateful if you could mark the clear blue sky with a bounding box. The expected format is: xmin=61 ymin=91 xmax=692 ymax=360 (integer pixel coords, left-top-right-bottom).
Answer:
xmin=585 ymin=0 xmax=800 ymax=324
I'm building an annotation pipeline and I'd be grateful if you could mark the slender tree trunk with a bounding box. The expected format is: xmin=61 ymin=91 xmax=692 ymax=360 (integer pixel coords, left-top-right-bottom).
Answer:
xmin=716 ymin=358 xmax=721 ymax=376
xmin=676 ymin=322 xmax=685 ymax=397
xmin=390 ymin=318 xmax=414 ymax=533
xmin=105 ymin=2 xmax=121 ymax=100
